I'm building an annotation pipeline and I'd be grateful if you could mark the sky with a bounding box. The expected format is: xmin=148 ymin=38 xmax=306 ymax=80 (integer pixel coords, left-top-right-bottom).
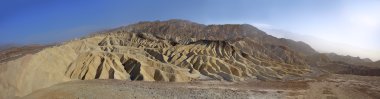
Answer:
xmin=0 ymin=0 xmax=379 ymax=60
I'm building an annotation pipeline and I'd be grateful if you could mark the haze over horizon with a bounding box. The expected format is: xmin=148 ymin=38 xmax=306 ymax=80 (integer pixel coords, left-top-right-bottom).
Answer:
xmin=1 ymin=0 xmax=379 ymax=60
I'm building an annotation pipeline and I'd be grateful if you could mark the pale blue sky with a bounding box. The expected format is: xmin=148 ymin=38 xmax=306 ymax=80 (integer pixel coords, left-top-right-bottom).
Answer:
xmin=1 ymin=0 xmax=379 ymax=60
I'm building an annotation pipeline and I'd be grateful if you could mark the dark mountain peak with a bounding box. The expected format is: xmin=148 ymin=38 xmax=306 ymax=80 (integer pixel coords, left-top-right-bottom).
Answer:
xmin=136 ymin=19 xmax=205 ymax=27
xmin=121 ymin=19 xmax=268 ymax=41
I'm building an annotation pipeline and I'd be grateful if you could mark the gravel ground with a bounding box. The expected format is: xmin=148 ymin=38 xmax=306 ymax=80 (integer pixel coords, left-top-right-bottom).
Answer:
xmin=23 ymin=74 xmax=380 ymax=99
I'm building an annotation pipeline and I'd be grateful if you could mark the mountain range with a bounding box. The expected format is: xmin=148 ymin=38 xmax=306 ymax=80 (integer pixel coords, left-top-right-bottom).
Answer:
xmin=0 ymin=19 xmax=379 ymax=98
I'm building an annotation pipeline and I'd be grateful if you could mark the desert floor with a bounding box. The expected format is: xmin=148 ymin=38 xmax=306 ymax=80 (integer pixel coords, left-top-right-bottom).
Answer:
xmin=23 ymin=74 xmax=380 ymax=99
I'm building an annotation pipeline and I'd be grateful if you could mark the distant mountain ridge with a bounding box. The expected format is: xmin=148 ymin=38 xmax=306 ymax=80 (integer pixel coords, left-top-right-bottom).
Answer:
xmin=0 ymin=44 xmax=19 ymax=51
xmin=323 ymin=53 xmax=372 ymax=64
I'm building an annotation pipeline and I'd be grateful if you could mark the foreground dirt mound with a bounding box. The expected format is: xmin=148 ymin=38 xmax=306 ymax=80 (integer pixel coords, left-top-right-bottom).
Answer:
xmin=0 ymin=20 xmax=312 ymax=98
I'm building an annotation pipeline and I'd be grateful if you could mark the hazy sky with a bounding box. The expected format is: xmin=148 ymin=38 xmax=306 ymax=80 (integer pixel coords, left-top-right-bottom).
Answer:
xmin=0 ymin=0 xmax=379 ymax=60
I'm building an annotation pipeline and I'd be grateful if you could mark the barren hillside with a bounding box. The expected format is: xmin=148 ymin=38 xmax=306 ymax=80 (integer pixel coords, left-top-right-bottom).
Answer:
xmin=0 ymin=19 xmax=379 ymax=99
